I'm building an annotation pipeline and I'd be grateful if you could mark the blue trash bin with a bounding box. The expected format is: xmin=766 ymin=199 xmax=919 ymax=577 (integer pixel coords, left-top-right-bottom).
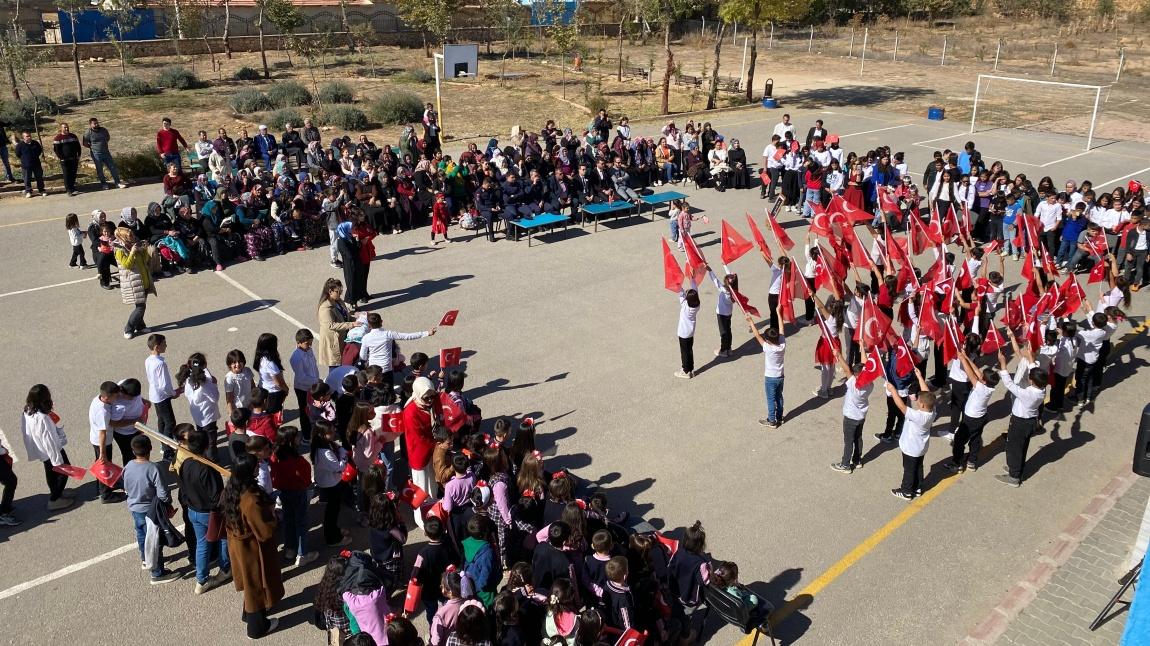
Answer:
xmin=762 ymin=98 xmax=778 ymax=109
xmin=927 ymin=106 xmax=945 ymax=120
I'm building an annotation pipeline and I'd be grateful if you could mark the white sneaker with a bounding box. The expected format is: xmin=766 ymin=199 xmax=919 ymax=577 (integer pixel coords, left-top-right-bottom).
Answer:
xmin=673 ymin=370 xmax=692 ymax=379
xmin=295 ymin=551 xmax=319 ymax=567
xmin=117 ymin=183 xmax=128 ymax=189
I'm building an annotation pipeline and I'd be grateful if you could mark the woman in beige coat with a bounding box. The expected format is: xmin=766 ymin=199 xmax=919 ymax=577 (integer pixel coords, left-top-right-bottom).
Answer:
xmin=316 ymin=277 xmax=359 ymax=371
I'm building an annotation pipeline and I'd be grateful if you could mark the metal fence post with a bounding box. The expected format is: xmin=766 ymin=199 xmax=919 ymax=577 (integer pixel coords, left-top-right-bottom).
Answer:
xmin=701 ymin=17 xmax=705 ymax=38
xmin=1050 ymin=43 xmax=1057 ymax=76
xmin=808 ymin=24 xmax=814 ymax=53
xmin=769 ymin=22 xmax=774 ymax=49
xmin=892 ymin=30 xmax=898 ymax=61
xmin=860 ymin=27 xmax=868 ymax=75
xmin=941 ymin=34 xmax=947 ymax=66
xmin=993 ymin=39 xmax=1001 ymax=71
xmin=848 ymin=29 xmax=855 ymax=58
xmin=733 ymin=21 xmax=737 ymax=46
xmin=1116 ymin=46 xmax=1126 ymax=82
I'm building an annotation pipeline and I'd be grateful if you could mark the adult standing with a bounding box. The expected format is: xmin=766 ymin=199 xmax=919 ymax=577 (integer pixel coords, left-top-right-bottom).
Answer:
xmin=316 ymin=278 xmax=359 ymax=373
xmin=772 ymin=114 xmax=797 ymax=141
xmin=403 ymin=377 xmax=439 ymax=528
xmin=89 ymin=381 xmax=125 ymax=504
xmin=223 ymin=454 xmax=283 ymax=639
xmin=82 ymin=117 xmax=127 ymax=189
xmin=15 ymin=131 xmax=45 ymax=198
xmin=335 ymin=218 xmax=365 ymax=305
xmin=359 ymin=313 xmax=436 ymax=384
xmin=52 ymin=122 xmax=83 ymax=196
xmin=114 ymin=224 xmax=156 ymax=340
xmin=155 ymin=117 xmax=188 ymax=171
xmin=180 ymin=429 xmax=232 ymax=595
xmin=0 ymin=120 xmax=15 ymax=183
xmin=19 ymin=384 xmax=73 ymax=511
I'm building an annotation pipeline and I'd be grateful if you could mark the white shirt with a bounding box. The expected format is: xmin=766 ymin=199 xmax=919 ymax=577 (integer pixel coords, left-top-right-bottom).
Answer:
xmin=842 ymin=376 xmax=873 ymax=421
xmin=224 ymin=368 xmax=254 ymax=408
xmin=145 ymin=354 xmax=175 ymax=402
xmin=811 ymin=148 xmax=831 ymax=167
xmin=899 ymin=408 xmax=937 ymax=458
xmin=89 ymin=396 xmax=113 ymax=446
xmin=677 ymin=290 xmax=699 ymax=338
xmin=762 ymin=340 xmax=785 ymax=378
xmin=999 ymin=371 xmax=1045 ymax=418
xmin=772 ymin=122 xmax=796 ymax=140
xmin=828 ymin=147 xmax=844 ymax=165
xmin=764 ymin=147 xmax=783 ymax=169
xmin=1098 ymin=288 xmax=1124 ymax=311
xmin=359 ymin=328 xmax=429 ymax=370
xmin=1053 ymin=336 xmax=1077 ymax=376
xmin=1091 ymin=208 xmax=1129 ymax=230
xmin=290 ymin=347 xmax=320 ymax=391
xmin=769 ymin=267 xmax=784 ymax=295
xmin=1077 ymin=317 xmax=1116 ymax=364
xmin=325 ymin=365 xmax=357 ymax=395
xmin=845 ymin=296 xmax=862 ymax=328
xmin=257 ymin=358 xmax=284 ymax=393
xmin=947 ymin=358 xmax=968 ymax=383
xmin=111 ymin=394 xmax=145 ymax=434
xmin=1035 ymin=201 xmax=1063 ymax=232
xmin=709 ymin=272 xmax=733 ymax=317
xmin=185 ymin=374 xmax=220 ymax=427
xmin=964 ymin=381 xmax=995 ymax=419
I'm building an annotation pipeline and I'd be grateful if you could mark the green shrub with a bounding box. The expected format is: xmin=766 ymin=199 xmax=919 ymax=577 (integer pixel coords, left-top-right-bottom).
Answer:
xmin=317 ymin=81 xmax=355 ymax=104
xmin=229 ymin=88 xmax=273 ymax=114
xmin=114 ymin=149 xmax=166 ymax=180
xmin=83 ymin=86 xmax=107 ymax=100
xmin=267 ymin=81 xmax=312 ymax=108
xmin=586 ymin=94 xmax=609 ymax=114
xmin=368 ymin=91 xmax=423 ymax=125
xmin=0 ymin=97 xmax=60 ymax=130
xmin=58 ymin=92 xmax=79 ymax=106
xmin=156 ymin=65 xmax=199 ymax=90
xmin=265 ymin=107 xmax=305 ymax=131
xmin=105 ymin=75 xmax=153 ymax=97
xmin=401 ymin=69 xmax=434 ymax=84
xmin=322 ymin=105 xmax=368 ymax=130
xmin=234 ymin=66 xmax=262 ymax=81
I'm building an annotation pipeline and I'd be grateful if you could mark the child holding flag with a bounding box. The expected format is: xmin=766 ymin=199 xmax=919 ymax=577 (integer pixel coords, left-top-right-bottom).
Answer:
xmin=885 ymin=367 xmax=936 ymax=500
xmin=830 ymin=345 xmax=880 ymax=473
xmin=745 ymin=308 xmax=786 ymax=427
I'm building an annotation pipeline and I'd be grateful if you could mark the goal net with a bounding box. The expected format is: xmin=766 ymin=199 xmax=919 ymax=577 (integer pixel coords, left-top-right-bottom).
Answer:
xmin=970 ymin=75 xmax=1107 ymax=151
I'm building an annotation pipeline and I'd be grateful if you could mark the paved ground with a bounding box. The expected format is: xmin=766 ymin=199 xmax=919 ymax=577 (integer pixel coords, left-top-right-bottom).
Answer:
xmin=1 ymin=105 xmax=1149 ymax=645
xmin=996 ymin=476 xmax=1149 ymax=646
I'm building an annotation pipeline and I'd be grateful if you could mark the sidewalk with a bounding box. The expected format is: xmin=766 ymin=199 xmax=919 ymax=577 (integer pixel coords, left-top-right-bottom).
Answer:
xmin=965 ymin=469 xmax=1150 ymax=645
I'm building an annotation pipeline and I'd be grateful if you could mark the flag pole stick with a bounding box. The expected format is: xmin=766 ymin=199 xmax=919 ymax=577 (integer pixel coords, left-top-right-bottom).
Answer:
xmin=133 ymin=422 xmax=232 ymax=477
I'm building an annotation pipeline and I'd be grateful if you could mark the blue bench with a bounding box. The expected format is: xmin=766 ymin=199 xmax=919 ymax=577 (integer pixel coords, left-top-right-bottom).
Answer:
xmin=507 ymin=212 xmax=571 ymax=246
xmin=581 ymin=200 xmax=637 ymax=232
xmin=640 ymin=191 xmax=689 ymax=219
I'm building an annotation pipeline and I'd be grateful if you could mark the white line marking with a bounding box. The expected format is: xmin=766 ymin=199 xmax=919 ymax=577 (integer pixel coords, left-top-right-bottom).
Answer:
xmin=1040 ymin=150 xmax=1093 ymax=167
xmin=214 ymin=271 xmax=311 ymax=331
xmin=0 ymin=276 xmax=97 ymax=299
xmin=1094 ymin=166 xmax=1150 ymax=190
xmin=912 ymin=131 xmax=969 ymax=146
xmin=839 ymin=124 xmax=914 ymax=138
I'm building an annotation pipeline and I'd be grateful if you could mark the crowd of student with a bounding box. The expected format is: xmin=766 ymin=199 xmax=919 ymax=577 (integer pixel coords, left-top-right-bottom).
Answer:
xmin=670 ymin=117 xmax=1140 ymax=497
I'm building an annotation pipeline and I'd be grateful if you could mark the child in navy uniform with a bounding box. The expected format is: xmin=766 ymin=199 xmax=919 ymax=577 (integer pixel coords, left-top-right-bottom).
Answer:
xmin=583 ymin=529 xmax=614 ymax=602
xmin=602 ymin=556 xmax=636 ymax=632
xmin=409 ymin=516 xmax=457 ymax=623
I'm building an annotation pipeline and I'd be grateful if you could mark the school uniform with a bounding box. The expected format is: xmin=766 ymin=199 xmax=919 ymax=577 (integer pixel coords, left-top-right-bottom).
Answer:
xmin=841 ymin=376 xmax=873 ymax=468
xmin=677 ymin=288 xmax=700 ymax=375
xmin=952 ymin=381 xmax=994 ymax=468
xmin=1074 ymin=315 xmax=1116 ymax=403
xmin=145 ymin=354 xmax=177 ymax=460
xmin=897 ymin=408 xmax=937 ymax=496
xmin=603 ymin=581 xmax=636 ymax=631
xmin=709 ymin=272 xmax=734 ymax=354
xmin=998 ymin=370 xmax=1045 ymax=484
xmin=1047 ymin=336 xmax=1077 ymax=411
xmin=946 ymin=358 xmax=971 ymax=432
xmin=89 ymin=396 xmax=116 ymax=500
xmin=762 ymin=339 xmax=786 ymax=425
xmin=289 ymin=347 xmax=319 ymax=441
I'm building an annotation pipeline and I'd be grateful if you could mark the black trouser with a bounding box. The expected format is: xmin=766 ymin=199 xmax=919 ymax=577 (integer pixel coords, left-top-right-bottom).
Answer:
xmin=154 ymin=398 xmax=177 ymax=460
xmin=883 ymin=396 xmax=904 ymax=437
xmin=899 ymin=452 xmax=924 ymax=494
xmin=22 ymin=163 xmax=45 ymax=192
xmin=678 ymin=336 xmax=694 ymax=374
xmin=0 ymin=456 xmax=17 ymax=515
xmin=294 ymin=388 xmax=312 ymax=442
xmin=730 ymin=166 xmax=747 ymax=189
xmin=43 ymin=450 xmax=70 ymax=501
xmin=113 ymin=431 xmax=140 ymax=466
xmin=949 ymin=379 xmax=971 ymax=432
xmin=321 ymin=482 xmax=346 ymax=545
xmin=952 ymin=414 xmax=986 ymax=466
xmin=1049 ymin=372 xmax=1069 ymax=410
xmin=765 ymin=167 xmax=781 ymax=197
xmin=69 ymin=244 xmax=87 ymax=267
xmin=931 ymin=344 xmax=947 ymax=386
xmin=97 ymin=250 xmax=116 ymax=286
xmin=61 ymin=158 xmax=79 ymax=193
xmin=242 ymin=608 xmax=272 ymax=639
xmin=717 ymin=314 xmax=732 ymax=354
xmin=92 ymin=443 xmax=115 ymax=499
xmin=199 ymin=421 xmax=220 ymax=460
xmin=1043 ymin=230 xmax=1060 ymax=259
xmin=768 ymin=294 xmax=780 ymax=332
xmin=804 ymin=298 xmax=815 ymax=321
xmin=126 ymin=302 xmax=147 ymax=336
xmin=843 ymin=328 xmax=860 ymax=367
xmin=842 ymin=417 xmax=865 ymax=466
xmin=266 ymin=390 xmax=287 ymax=415
xmin=182 ymin=503 xmax=197 ymax=569
xmin=1074 ymin=359 xmax=1098 ymax=402
xmin=1005 ymin=415 xmax=1036 ymax=481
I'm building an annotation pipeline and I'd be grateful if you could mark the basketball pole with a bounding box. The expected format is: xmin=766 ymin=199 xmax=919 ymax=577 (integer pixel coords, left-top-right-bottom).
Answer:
xmin=970 ymin=76 xmax=982 ymax=134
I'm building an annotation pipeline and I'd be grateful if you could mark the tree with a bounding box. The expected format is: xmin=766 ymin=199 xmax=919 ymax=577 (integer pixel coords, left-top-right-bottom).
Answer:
xmin=394 ymin=0 xmax=459 ymax=58
xmin=720 ymin=0 xmax=807 ymax=103
xmin=59 ymin=0 xmax=87 ymax=99
xmin=3 ymin=2 xmax=46 ymax=139
xmin=649 ymin=0 xmax=701 ymax=115
xmin=100 ymin=0 xmax=143 ymax=75
xmin=222 ymin=0 xmax=232 ymax=58
xmin=540 ymin=0 xmax=580 ymax=98
xmin=179 ymin=0 xmax=217 ymax=75
xmin=264 ymin=0 xmax=304 ymax=65
xmin=706 ymin=21 xmax=727 ymax=109
xmin=350 ymin=22 xmax=378 ymax=75
xmin=337 ymin=0 xmax=356 ymax=52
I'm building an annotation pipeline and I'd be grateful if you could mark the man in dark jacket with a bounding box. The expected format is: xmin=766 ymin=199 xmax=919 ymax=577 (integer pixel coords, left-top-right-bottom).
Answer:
xmin=177 ymin=429 xmax=231 ymax=593
xmin=14 ymin=131 xmax=45 ymax=197
xmin=0 ymin=120 xmax=14 ymax=183
xmin=281 ymin=123 xmax=305 ymax=169
xmin=476 ymin=177 xmax=504 ymax=243
xmin=84 ymin=117 xmax=127 ymax=189
xmin=254 ymin=125 xmax=278 ymax=171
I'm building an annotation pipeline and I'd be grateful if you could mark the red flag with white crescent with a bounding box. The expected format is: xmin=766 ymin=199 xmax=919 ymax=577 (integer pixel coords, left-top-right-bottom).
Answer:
xmin=661 ymin=238 xmax=685 ymax=292
xmin=855 ymin=347 xmax=885 ymax=388
xmin=1088 ymin=257 xmax=1109 ymax=284
xmin=766 ymin=209 xmax=796 ymax=252
xmin=730 ymin=284 xmax=761 ymax=318
xmin=980 ymin=325 xmax=1006 ymax=355
xmin=829 ymin=193 xmax=872 ymax=224
xmin=745 ymin=213 xmax=773 ymax=264
xmin=615 ymin=628 xmax=648 ymax=646
xmin=720 ymin=219 xmax=754 ymax=265
xmin=878 ymin=188 xmax=899 ymax=216
xmin=809 ymin=201 xmax=832 ymax=237
xmin=778 ymin=264 xmax=796 ymax=324
xmin=894 ymin=334 xmax=918 ymax=377
xmin=683 ymin=233 xmax=708 ymax=284
xmin=919 ymin=292 xmax=945 ymax=340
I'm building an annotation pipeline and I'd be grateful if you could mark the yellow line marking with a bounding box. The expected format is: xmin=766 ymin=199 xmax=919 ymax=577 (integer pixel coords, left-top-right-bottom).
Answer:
xmin=739 ymin=321 xmax=1148 ymax=643
xmin=0 ymin=216 xmax=60 ymax=228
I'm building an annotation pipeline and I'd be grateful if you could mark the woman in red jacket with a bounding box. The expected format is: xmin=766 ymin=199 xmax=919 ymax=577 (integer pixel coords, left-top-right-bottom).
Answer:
xmin=403 ymin=377 xmax=438 ymax=529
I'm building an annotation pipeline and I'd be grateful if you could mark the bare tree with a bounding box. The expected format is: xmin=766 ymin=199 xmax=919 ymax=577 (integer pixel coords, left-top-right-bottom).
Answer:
xmin=59 ymin=0 xmax=86 ymax=98
xmin=706 ymin=21 xmax=726 ymax=109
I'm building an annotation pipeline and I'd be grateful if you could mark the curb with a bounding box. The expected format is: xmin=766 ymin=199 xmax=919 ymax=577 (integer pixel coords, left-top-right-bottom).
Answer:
xmin=959 ymin=465 xmax=1142 ymax=645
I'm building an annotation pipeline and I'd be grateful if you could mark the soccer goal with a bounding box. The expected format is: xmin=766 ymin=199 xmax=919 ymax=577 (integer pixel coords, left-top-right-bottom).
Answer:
xmin=969 ymin=75 xmax=1107 ymax=151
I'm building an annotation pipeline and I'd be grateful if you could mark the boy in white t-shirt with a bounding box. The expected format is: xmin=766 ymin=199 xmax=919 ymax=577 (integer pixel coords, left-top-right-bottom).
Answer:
xmin=746 ymin=309 xmax=786 ymax=428
xmin=674 ymin=282 xmax=701 ymax=379
xmin=885 ymin=368 xmax=937 ymax=500
xmin=830 ymin=348 xmax=874 ymax=473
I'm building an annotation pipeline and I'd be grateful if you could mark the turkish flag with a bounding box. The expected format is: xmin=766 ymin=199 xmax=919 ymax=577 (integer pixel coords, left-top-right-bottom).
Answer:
xmin=661 ymin=238 xmax=685 ymax=292
xmin=654 ymin=532 xmax=680 ymax=557
xmin=830 ymin=193 xmax=872 ymax=223
xmin=927 ymin=208 xmax=946 ymax=244
xmin=907 ymin=209 xmax=931 ymax=255
xmin=403 ymin=578 xmax=424 ymax=614
xmin=855 ymin=347 xmax=885 ymax=388
xmin=1005 ymin=295 xmax=1024 ymax=330
xmin=423 ymin=500 xmax=448 ymax=525
xmin=400 ymin=479 xmax=429 ymax=508
xmin=821 ymin=243 xmax=847 ymax=281
xmin=942 ymin=205 xmax=961 ymax=239
xmin=778 ymin=266 xmax=796 ymax=324
xmin=1088 ymin=257 xmax=1109 ymax=284
xmin=746 ymin=214 xmax=773 ymax=263
xmin=89 ymin=459 xmax=123 ymax=488
xmin=940 ymin=320 xmax=960 ymax=365
xmin=856 ymin=296 xmax=893 ymax=348
xmin=615 ymin=628 xmax=649 ymax=646
xmin=983 ymin=239 xmax=1003 ymax=255
xmin=894 ymin=335 xmax=918 ymax=377
xmin=379 ymin=412 xmax=404 ymax=439
xmin=878 ymin=188 xmax=899 ymax=215
xmin=53 ymin=464 xmax=87 ymax=480
xmin=730 ymin=284 xmax=761 ymax=318
xmin=1057 ymin=276 xmax=1086 ymax=316
xmin=1020 ymin=250 xmax=1035 ymax=282
xmin=790 ymin=262 xmax=812 ymax=300
xmin=767 ymin=209 xmax=795 ymax=252
xmin=683 ymin=233 xmax=708 ymax=284
xmin=720 ymin=220 xmax=754 ymax=265
xmin=919 ymin=293 xmax=945 ymax=339
xmin=438 ymin=392 xmax=467 ymax=432
xmin=981 ymin=325 xmax=1006 ymax=354
xmin=849 ymin=237 xmax=871 ymax=269
xmin=439 ymin=347 xmax=462 ymax=369
xmin=438 ymin=310 xmax=459 ymax=326
xmin=956 ymin=259 xmax=974 ymax=291
xmin=809 ymin=201 xmax=832 ymax=236
xmin=1087 ymin=232 xmax=1109 ymax=258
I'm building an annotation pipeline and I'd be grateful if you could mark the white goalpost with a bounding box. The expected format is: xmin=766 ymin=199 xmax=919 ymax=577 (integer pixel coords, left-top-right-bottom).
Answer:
xmin=970 ymin=74 xmax=1106 ymax=151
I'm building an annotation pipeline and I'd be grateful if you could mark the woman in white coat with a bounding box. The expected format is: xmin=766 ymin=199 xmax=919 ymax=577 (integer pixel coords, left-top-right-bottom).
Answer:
xmin=20 ymin=384 xmax=74 ymax=511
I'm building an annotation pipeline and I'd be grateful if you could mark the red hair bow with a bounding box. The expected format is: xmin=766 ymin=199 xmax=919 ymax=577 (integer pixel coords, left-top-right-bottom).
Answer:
xmin=340 ymin=549 xmax=352 ymax=559
xmin=446 ymin=564 xmax=457 ymax=573
xmin=522 ymin=489 xmax=536 ymax=498
xmin=553 ymin=470 xmax=567 ymax=479
xmin=373 ymin=458 xmax=385 ymax=467
xmin=386 ymin=491 xmax=397 ymax=501
xmin=532 ymin=450 xmax=542 ymax=460
xmin=385 ymin=613 xmax=398 ymax=623
xmin=475 ymin=480 xmax=488 ymax=489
